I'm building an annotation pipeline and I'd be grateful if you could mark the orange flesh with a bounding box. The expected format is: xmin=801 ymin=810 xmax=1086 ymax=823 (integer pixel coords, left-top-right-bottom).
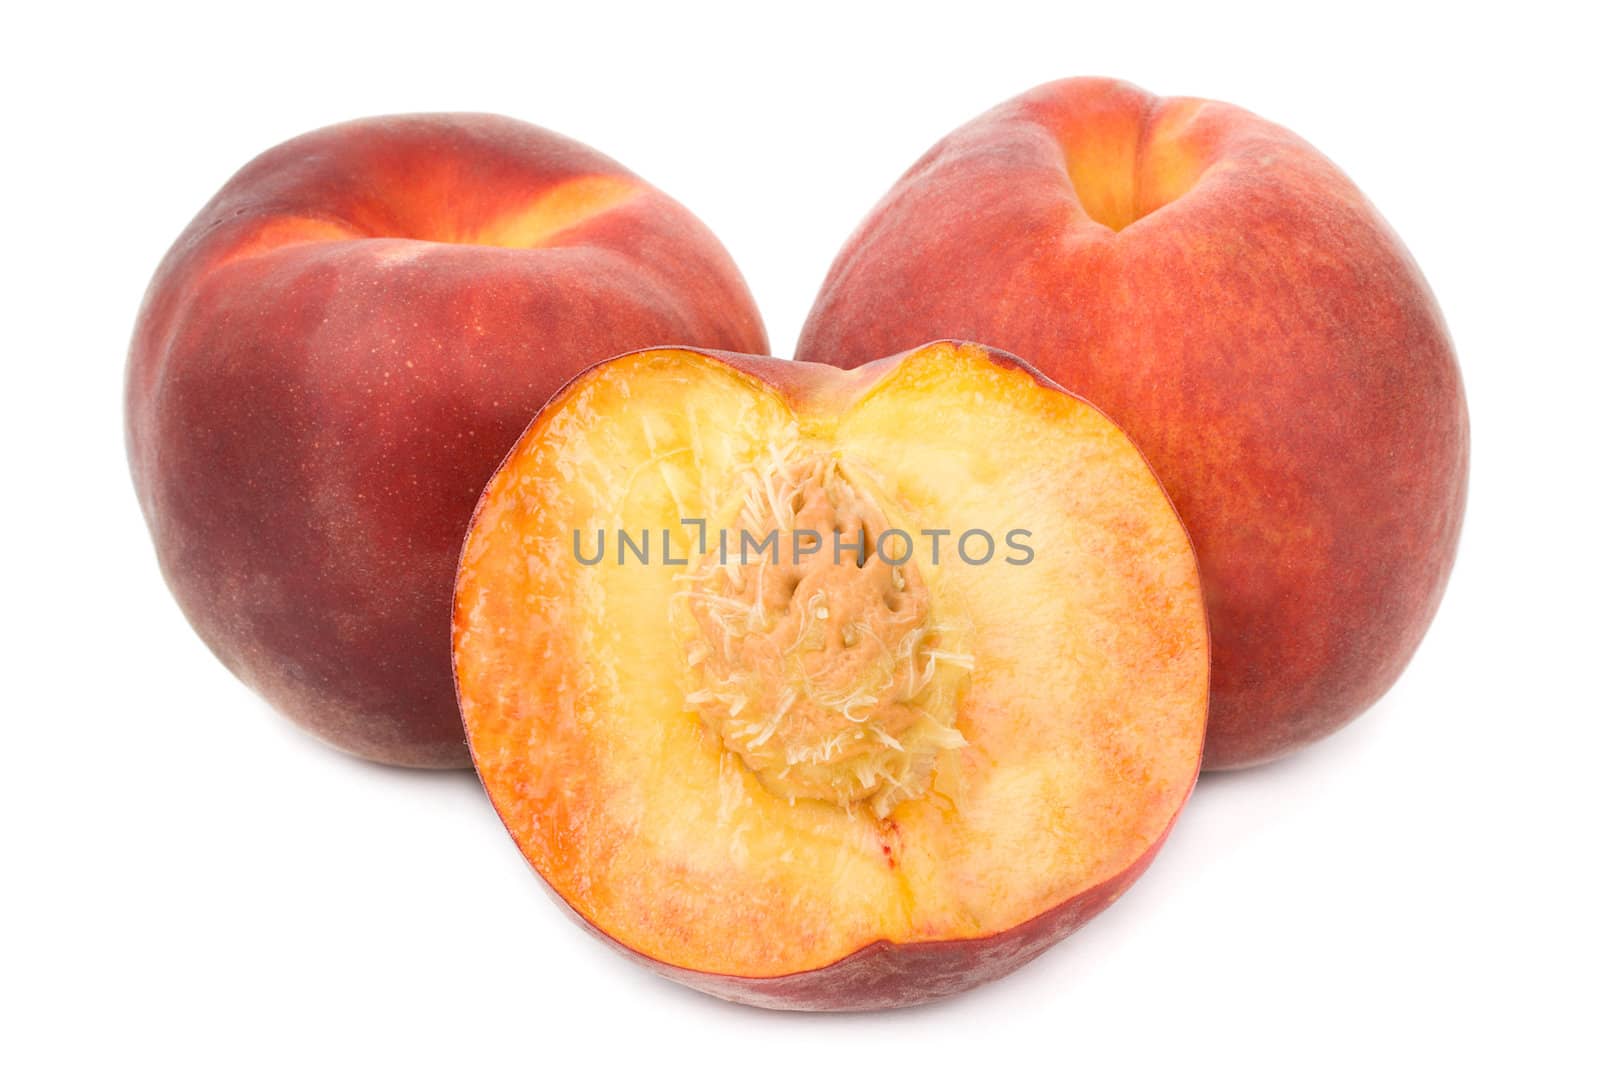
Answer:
xmin=454 ymin=343 xmax=1207 ymax=977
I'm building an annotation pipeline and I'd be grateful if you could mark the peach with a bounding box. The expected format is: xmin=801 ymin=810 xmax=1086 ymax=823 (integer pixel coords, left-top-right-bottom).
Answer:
xmin=453 ymin=342 xmax=1209 ymax=1008
xmin=799 ymin=78 xmax=1469 ymax=769
xmin=126 ymin=114 xmax=766 ymax=768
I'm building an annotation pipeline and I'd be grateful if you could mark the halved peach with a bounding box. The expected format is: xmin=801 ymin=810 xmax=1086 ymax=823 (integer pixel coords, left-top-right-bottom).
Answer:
xmin=452 ymin=341 xmax=1209 ymax=1010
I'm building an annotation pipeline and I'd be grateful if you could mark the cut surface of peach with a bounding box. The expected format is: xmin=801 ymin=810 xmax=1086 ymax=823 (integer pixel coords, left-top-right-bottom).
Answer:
xmin=453 ymin=341 xmax=1208 ymax=1009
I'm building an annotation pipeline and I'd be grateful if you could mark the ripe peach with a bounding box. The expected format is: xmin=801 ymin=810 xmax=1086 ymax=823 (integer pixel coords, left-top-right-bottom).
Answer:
xmin=798 ymin=78 xmax=1469 ymax=769
xmin=453 ymin=342 xmax=1209 ymax=1008
xmin=126 ymin=114 xmax=766 ymax=768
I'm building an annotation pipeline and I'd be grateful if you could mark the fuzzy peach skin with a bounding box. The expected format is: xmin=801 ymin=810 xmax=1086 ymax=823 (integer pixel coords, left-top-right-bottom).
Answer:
xmin=798 ymin=78 xmax=1469 ymax=769
xmin=454 ymin=342 xmax=1210 ymax=1008
xmin=126 ymin=114 xmax=766 ymax=768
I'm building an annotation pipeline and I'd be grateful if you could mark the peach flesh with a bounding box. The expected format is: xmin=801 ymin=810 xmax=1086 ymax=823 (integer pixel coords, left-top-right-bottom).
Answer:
xmin=125 ymin=114 xmax=766 ymax=767
xmin=453 ymin=342 xmax=1210 ymax=1009
xmin=798 ymin=78 xmax=1469 ymax=769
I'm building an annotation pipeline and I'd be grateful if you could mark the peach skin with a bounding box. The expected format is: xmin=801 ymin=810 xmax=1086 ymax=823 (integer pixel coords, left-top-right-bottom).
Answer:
xmin=799 ymin=78 xmax=1469 ymax=769
xmin=127 ymin=114 xmax=767 ymax=767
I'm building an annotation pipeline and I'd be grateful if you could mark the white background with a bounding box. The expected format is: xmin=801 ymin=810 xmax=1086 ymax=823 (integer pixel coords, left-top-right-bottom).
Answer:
xmin=5 ymin=1 xmax=1595 ymax=1080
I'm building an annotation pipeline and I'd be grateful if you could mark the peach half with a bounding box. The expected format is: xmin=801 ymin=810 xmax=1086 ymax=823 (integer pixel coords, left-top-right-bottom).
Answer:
xmin=452 ymin=342 xmax=1209 ymax=1010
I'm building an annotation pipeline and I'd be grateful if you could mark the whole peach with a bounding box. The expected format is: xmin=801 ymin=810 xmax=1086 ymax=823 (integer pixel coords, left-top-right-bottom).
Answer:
xmin=799 ymin=78 xmax=1468 ymax=768
xmin=128 ymin=114 xmax=766 ymax=767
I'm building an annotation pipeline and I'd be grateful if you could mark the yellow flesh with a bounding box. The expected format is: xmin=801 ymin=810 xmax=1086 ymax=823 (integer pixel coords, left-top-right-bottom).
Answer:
xmin=455 ymin=345 xmax=1207 ymax=977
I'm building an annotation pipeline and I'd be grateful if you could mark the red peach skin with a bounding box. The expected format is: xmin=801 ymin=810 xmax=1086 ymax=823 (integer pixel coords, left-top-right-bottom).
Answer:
xmin=127 ymin=114 xmax=767 ymax=767
xmin=799 ymin=78 xmax=1468 ymax=769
